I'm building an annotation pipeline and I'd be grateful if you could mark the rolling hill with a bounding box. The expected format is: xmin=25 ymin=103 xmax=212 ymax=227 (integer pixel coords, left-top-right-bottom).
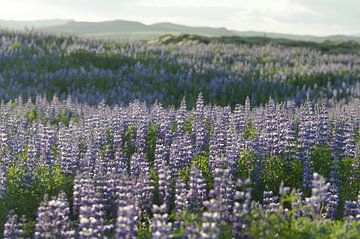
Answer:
xmin=1 ymin=19 xmax=359 ymax=42
xmin=0 ymin=19 xmax=73 ymax=29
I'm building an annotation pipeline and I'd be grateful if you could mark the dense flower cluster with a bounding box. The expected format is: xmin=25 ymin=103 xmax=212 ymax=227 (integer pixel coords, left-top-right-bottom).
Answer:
xmin=0 ymin=31 xmax=360 ymax=107
xmin=0 ymin=93 xmax=358 ymax=238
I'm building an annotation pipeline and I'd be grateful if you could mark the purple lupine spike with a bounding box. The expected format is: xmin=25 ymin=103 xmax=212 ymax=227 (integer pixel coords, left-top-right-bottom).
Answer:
xmin=169 ymin=133 xmax=193 ymax=178
xmin=114 ymin=148 xmax=128 ymax=175
xmin=130 ymin=152 xmax=146 ymax=177
xmin=18 ymin=214 xmax=28 ymax=239
xmin=173 ymin=178 xmax=189 ymax=236
xmin=105 ymin=175 xmax=119 ymax=218
xmin=277 ymin=105 xmax=290 ymax=155
xmin=195 ymin=93 xmax=208 ymax=155
xmin=0 ymin=124 xmax=10 ymax=164
xmin=175 ymin=178 xmax=188 ymax=215
xmin=115 ymin=203 xmax=139 ymax=239
xmin=232 ymin=179 xmax=252 ymax=239
xmin=22 ymin=161 xmax=36 ymax=192
xmin=291 ymin=189 xmax=304 ymax=219
xmin=210 ymin=158 xmax=235 ymax=222
xmin=34 ymin=195 xmax=50 ymax=239
xmin=343 ymin=200 xmax=359 ymax=221
xmin=262 ymin=191 xmax=279 ymax=213
xmin=244 ymin=96 xmax=251 ymax=122
xmin=0 ymin=164 xmax=6 ymax=199
xmin=169 ymin=138 xmax=181 ymax=178
xmin=38 ymin=124 xmax=54 ymax=168
xmin=153 ymin=139 xmax=166 ymax=173
xmin=332 ymin=121 xmax=346 ymax=160
xmin=78 ymin=177 xmax=103 ymax=239
xmin=58 ymin=128 xmax=78 ymax=175
xmin=175 ymin=97 xmax=187 ymax=136
xmin=208 ymin=119 xmax=226 ymax=172
xmin=152 ymin=204 xmax=173 ymax=239
xmin=317 ymin=103 xmax=330 ymax=146
xmin=186 ymin=164 xmax=208 ymax=213
xmin=327 ymin=160 xmax=340 ymax=217
xmin=135 ymin=121 xmax=147 ymax=154
xmin=158 ymin=112 xmax=173 ymax=161
xmin=200 ymin=199 xmax=220 ymax=239
xmin=35 ymin=192 xmax=75 ymax=239
xmin=72 ymin=174 xmax=82 ymax=216
xmin=263 ymin=98 xmax=280 ymax=157
xmin=310 ymin=173 xmax=329 ymax=220
xmin=233 ymin=104 xmax=246 ymax=136
xmin=184 ymin=221 xmax=201 ymax=239
xmin=298 ymin=101 xmax=318 ymax=189
xmin=112 ymin=123 xmax=124 ymax=155
xmin=225 ymin=117 xmax=239 ymax=174
xmin=135 ymin=170 xmax=154 ymax=217
xmin=343 ymin=117 xmax=356 ymax=158
xmin=3 ymin=210 xmax=19 ymax=239
xmin=116 ymin=177 xmax=131 ymax=208
xmin=325 ymin=183 xmax=339 ymax=220
xmin=157 ymin=158 xmax=172 ymax=210
xmin=94 ymin=174 xmax=111 ymax=223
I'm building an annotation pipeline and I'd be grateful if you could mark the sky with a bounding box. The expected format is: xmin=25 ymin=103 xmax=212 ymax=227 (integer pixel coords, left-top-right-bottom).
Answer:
xmin=0 ymin=0 xmax=359 ymax=36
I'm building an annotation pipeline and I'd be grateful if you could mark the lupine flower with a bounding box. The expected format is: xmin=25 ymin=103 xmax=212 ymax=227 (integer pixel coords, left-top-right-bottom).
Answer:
xmin=3 ymin=210 xmax=19 ymax=239
xmin=152 ymin=204 xmax=172 ymax=239
xmin=309 ymin=173 xmax=329 ymax=220
xmin=115 ymin=203 xmax=139 ymax=239
xmin=186 ymin=164 xmax=207 ymax=213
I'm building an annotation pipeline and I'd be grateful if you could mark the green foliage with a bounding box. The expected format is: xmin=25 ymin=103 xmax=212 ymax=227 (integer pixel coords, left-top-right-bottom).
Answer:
xmin=248 ymin=212 xmax=360 ymax=239
xmin=192 ymin=153 xmax=213 ymax=189
xmin=68 ymin=49 xmax=137 ymax=71
xmin=123 ymin=125 xmax=136 ymax=171
xmin=179 ymin=166 xmax=191 ymax=185
xmin=50 ymin=109 xmax=73 ymax=127
xmin=172 ymin=210 xmax=202 ymax=238
xmin=145 ymin=123 xmax=157 ymax=166
xmin=219 ymin=223 xmax=233 ymax=239
xmin=137 ymin=226 xmax=152 ymax=239
xmin=339 ymin=157 xmax=360 ymax=201
xmin=26 ymin=108 xmax=38 ymax=124
xmin=311 ymin=146 xmax=332 ymax=179
xmin=244 ymin=121 xmax=256 ymax=140
xmin=263 ymin=156 xmax=286 ymax=193
xmin=283 ymin=159 xmax=303 ymax=190
xmin=245 ymin=191 xmax=360 ymax=239
xmin=336 ymin=157 xmax=360 ymax=219
xmin=236 ymin=149 xmax=255 ymax=180
xmin=170 ymin=122 xmax=177 ymax=133
xmin=184 ymin=117 xmax=193 ymax=134
xmin=150 ymin=167 xmax=160 ymax=205
xmin=11 ymin=42 xmax=22 ymax=50
xmin=0 ymin=163 xmax=73 ymax=236
xmin=10 ymin=102 xmax=18 ymax=109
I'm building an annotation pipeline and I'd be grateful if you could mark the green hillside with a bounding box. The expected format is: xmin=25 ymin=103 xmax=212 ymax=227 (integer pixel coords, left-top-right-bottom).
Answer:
xmin=1 ymin=19 xmax=360 ymax=42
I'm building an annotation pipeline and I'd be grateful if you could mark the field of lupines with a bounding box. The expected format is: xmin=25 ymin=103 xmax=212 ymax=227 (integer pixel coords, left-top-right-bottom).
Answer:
xmin=1 ymin=30 xmax=360 ymax=107
xmin=0 ymin=30 xmax=359 ymax=238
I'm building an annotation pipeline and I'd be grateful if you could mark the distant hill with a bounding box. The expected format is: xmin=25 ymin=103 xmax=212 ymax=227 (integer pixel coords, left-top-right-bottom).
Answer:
xmin=0 ymin=19 xmax=73 ymax=30
xmin=1 ymin=19 xmax=359 ymax=42
xmin=231 ymin=31 xmax=360 ymax=43
xmin=39 ymin=20 xmax=238 ymax=39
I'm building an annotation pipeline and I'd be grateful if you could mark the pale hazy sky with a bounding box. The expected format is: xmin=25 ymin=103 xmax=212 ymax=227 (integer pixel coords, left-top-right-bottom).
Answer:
xmin=0 ymin=0 xmax=359 ymax=36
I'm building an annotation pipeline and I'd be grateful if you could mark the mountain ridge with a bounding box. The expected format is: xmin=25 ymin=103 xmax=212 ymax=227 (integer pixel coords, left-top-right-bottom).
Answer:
xmin=1 ymin=19 xmax=359 ymax=42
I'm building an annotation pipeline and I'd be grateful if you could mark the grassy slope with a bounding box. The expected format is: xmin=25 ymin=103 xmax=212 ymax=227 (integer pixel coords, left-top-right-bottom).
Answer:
xmin=151 ymin=34 xmax=360 ymax=54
